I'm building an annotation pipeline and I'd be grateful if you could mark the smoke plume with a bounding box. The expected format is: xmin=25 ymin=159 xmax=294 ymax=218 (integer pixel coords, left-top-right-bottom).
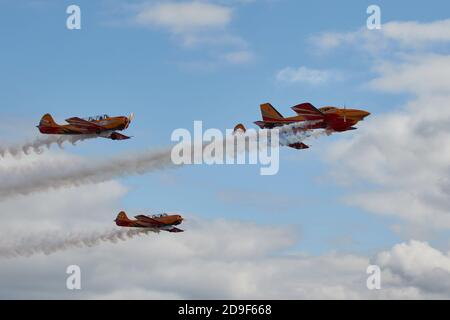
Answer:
xmin=0 ymin=121 xmax=321 ymax=199
xmin=0 ymin=146 xmax=176 ymax=199
xmin=0 ymin=228 xmax=159 ymax=259
xmin=0 ymin=134 xmax=98 ymax=158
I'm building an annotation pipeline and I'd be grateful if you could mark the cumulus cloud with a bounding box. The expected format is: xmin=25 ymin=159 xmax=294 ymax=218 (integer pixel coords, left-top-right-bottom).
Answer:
xmin=135 ymin=2 xmax=232 ymax=32
xmin=1 ymin=213 xmax=449 ymax=298
xmin=321 ymin=21 xmax=450 ymax=235
xmin=132 ymin=1 xmax=253 ymax=65
xmin=276 ymin=66 xmax=340 ymax=85
xmin=376 ymin=240 xmax=450 ymax=296
xmin=383 ymin=19 xmax=450 ymax=47
xmin=0 ymin=151 xmax=448 ymax=299
xmin=133 ymin=1 xmax=237 ymax=48
xmin=370 ymin=54 xmax=450 ymax=95
xmin=312 ymin=19 xmax=450 ymax=53
xmin=329 ymin=57 xmax=450 ymax=231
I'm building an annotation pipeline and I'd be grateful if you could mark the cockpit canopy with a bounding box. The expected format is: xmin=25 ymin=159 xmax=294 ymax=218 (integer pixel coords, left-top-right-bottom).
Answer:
xmin=151 ymin=213 xmax=168 ymax=218
xmin=84 ymin=114 xmax=110 ymax=122
xmin=319 ymin=107 xmax=337 ymax=112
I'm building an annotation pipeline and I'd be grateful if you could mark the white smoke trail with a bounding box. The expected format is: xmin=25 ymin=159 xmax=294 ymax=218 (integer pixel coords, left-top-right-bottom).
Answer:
xmin=279 ymin=127 xmax=330 ymax=146
xmin=234 ymin=120 xmax=329 ymax=148
xmin=0 ymin=228 xmax=159 ymax=259
xmin=0 ymin=134 xmax=98 ymax=158
xmin=0 ymin=121 xmax=323 ymax=199
xmin=0 ymin=146 xmax=176 ymax=199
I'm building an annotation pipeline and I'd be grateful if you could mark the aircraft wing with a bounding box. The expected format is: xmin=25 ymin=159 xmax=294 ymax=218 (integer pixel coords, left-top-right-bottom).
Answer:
xmin=134 ymin=215 xmax=165 ymax=226
xmin=291 ymin=103 xmax=324 ymax=120
xmin=65 ymin=117 xmax=106 ymax=131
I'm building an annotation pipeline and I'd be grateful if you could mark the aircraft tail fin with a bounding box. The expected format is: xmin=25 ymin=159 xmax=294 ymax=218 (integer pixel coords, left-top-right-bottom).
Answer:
xmin=233 ymin=123 xmax=246 ymax=134
xmin=115 ymin=211 xmax=130 ymax=222
xmin=39 ymin=114 xmax=58 ymax=127
xmin=260 ymin=103 xmax=284 ymax=121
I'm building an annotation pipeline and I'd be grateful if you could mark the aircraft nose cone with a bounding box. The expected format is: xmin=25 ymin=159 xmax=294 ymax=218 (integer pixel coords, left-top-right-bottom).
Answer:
xmin=361 ymin=111 xmax=371 ymax=118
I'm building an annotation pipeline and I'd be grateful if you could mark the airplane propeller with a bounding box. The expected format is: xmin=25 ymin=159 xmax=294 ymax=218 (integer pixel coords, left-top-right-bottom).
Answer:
xmin=343 ymin=105 xmax=347 ymax=122
xmin=125 ymin=113 xmax=135 ymax=129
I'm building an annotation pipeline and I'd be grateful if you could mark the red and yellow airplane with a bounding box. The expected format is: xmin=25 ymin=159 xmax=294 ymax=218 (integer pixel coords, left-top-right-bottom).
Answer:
xmin=37 ymin=113 xmax=134 ymax=140
xmin=115 ymin=211 xmax=184 ymax=233
xmin=236 ymin=102 xmax=370 ymax=150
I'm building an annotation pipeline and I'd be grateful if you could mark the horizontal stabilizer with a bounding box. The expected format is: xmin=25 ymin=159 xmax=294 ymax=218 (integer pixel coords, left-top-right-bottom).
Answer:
xmin=288 ymin=142 xmax=309 ymax=150
xmin=167 ymin=227 xmax=184 ymax=233
xmin=108 ymin=132 xmax=131 ymax=140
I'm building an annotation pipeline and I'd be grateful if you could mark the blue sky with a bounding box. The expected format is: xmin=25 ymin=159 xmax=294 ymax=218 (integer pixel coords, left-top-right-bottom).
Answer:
xmin=1 ymin=0 xmax=444 ymax=255
xmin=1 ymin=0 xmax=450 ymax=299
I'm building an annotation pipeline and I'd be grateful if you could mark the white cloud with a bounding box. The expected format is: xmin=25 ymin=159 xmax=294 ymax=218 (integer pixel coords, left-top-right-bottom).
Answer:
xmin=1 ymin=212 xmax=449 ymax=298
xmin=0 ymin=152 xmax=449 ymax=299
xmin=319 ymin=20 xmax=450 ymax=235
xmin=135 ymin=2 xmax=232 ymax=32
xmin=313 ymin=31 xmax=361 ymax=51
xmin=370 ymin=55 xmax=450 ymax=95
xmin=328 ymin=56 xmax=450 ymax=231
xmin=276 ymin=66 xmax=339 ymax=85
xmin=377 ymin=240 xmax=450 ymax=276
xmin=134 ymin=1 xmax=238 ymax=49
xmin=132 ymin=1 xmax=254 ymax=65
xmin=376 ymin=240 xmax=450 ymax=295
xmin=383 ymin=19 xmax=450 ymax=47
xmin=313 ymin=19 xmax=450 ymax=52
